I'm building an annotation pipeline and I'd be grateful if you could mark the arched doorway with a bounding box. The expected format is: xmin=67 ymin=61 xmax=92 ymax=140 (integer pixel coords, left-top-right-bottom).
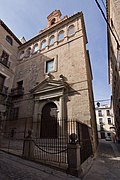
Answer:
xmin=40 ymin=102 xmax=57 ymax=138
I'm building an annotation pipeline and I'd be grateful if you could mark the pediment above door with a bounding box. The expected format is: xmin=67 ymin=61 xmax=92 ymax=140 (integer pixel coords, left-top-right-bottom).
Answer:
xmin=30 ymin=78 xmax=69 ymax=96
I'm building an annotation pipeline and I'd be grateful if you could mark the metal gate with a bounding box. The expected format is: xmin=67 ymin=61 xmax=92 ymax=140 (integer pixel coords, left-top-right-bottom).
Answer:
xmin=32 ymin=118 xmax=69 ymax=168
xmin=77 ymin=122 xmax=93 ymax=164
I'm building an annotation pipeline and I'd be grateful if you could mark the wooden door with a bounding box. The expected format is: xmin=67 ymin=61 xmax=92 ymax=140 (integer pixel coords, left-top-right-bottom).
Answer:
xmin=40 ymin=102 xmax=57 ymax=138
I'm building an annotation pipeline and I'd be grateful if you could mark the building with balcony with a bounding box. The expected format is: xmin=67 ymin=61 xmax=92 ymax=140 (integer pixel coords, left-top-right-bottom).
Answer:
xmin=95 ymin=103 xmax=115 ymax=139
xmin=106 ymin=0 xmax=120 ymax=139
xmin=0 ymin=10 xmax=98 ymax=152
xmin=0 ymin=20 xmax=21 ymax=130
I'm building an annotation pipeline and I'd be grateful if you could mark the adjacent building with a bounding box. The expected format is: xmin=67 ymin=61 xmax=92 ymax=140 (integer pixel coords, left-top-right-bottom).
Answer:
xmin=0 ymin=20 xmax=21 ymax=132
xmin=0 ymin=10 xmax=98 ymax=152
xmin=106 ymin=0 xmax=120 ymax=139
xmin=95 ymin=103 xmax=115 ymax=139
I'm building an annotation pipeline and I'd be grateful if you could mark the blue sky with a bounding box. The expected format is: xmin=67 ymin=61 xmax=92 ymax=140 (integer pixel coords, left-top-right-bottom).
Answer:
xmin=0 ymin=0 xmax=111 ymax=103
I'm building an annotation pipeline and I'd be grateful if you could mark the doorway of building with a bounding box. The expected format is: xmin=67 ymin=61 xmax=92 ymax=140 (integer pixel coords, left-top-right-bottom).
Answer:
xmin=40 ymin=102 xmax=57 ymax=138
xmin=100 ymin=132 xmax=105 ymax=139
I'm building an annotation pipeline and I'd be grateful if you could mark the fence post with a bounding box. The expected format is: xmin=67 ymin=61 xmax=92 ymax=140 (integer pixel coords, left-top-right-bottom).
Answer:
xmin=23 ymin=130 xmax=34 ymax=159
xmin=0 ymin=127 xmax=2 ymax=148
xmin=67 ymin=133 xmax=83 ymax=177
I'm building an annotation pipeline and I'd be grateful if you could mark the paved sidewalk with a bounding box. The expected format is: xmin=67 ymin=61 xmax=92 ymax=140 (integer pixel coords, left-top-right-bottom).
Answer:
xmin=83 ymin=140 xmax=120 ymax=180
xmin=0 ymin=151 xmax=80 ymax=180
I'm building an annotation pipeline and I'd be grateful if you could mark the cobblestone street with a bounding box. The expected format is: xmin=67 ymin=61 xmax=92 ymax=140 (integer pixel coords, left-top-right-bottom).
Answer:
xmin=0 ymin=151 xmax=78 ymax=180
xmin=0 ymin=140 xmax=120 ymax=180
xmin=83 ymin=140 xmax=120 ymax=180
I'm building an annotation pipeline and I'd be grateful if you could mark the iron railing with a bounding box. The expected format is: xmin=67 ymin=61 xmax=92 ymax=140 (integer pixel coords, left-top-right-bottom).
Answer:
xmin=10 ymin=87 xmax=24 ymax=96
xmin=32 ymin=119 xmax=69 ymax=166
xmin=0 ymin=117 xmax=32 ymax=156
xmin=0 ymin=118 xmax=93 ymax=168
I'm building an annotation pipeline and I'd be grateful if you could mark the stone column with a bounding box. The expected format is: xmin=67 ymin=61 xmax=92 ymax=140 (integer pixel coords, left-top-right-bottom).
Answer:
xmin=58 ymin=96 xmax=65 ymax=138
xmin=0 ymin=127 xmax=2 ymax=148
xmin=37 ymin=112 xmax=41 ymax=138
xmin=59 ymin=96 xmax=63 ymax=119
xmin=64 ymin=26 xmax=68 ymax=42
xmin=33 ymin=100 xmax=39 ymax=137
xmin=23 ymin=130 xmax=34 ymax=159
xmin=67 ymin=134 xmax=83 ymax=177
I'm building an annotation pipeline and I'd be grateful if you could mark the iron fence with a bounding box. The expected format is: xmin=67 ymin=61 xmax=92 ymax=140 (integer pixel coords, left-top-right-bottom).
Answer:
xmin=77 ymin=122 xmax=93 ymax=164
xmin=0 ymin=118 xmax=93 ymax=167
xmin=31 ymin=119 xmax=70 ymax=167
xmin=0 ymin=117 xmax=32 ymax=156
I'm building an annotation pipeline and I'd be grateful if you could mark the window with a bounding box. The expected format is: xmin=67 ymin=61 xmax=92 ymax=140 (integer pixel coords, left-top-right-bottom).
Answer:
xmin=9 ymin=107 xmax=19 ymax=121
xmin=100 ymin=124 xmax=104 ymax=131
xmin=46 ymin=59 xmax=54 ymax=73
xmin=45 ymin=55 xmax=58 ymax=74
xmin=25 ymin=47 xmax=31 ymax=57
xmin=58 ymin=31 xmax=64 ymax=41
xmin=17 ymin=80 xmax=23 ymax=88
xmin=19 ymin=51 xmax=24 ymax=59
xmin=51 ymin=18 xmax=56 ymax=25
xmin=0 ymin=51 xmax=9 ymax=67
xmin=108 ymin=118 xmax=112 ymax=125
xmin=33 ymin=44 xmax=39 ymax=53
xmin=106 ymin=110 xmax=110 ymax=116
xmin=0 ymin=74 xmax=5 ymax=93
xmin=99 ymin=118 xmax=103 ymax=124
xmin=49 ymin=35 xmax=55 ymax=46
xmin=98 ymin=110 xmax=102 ymax=116
xmin=41 ymin=40 xmax=46 ymax=49
xmin=68 ymin=25 xmax=75 ymax=36
xmin=6 ymin=35 xmax=13 ymax=45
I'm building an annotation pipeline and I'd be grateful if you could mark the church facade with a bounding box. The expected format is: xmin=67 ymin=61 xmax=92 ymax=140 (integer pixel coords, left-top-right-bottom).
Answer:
xmin=0 ymin=10 xmax=97 ymax=152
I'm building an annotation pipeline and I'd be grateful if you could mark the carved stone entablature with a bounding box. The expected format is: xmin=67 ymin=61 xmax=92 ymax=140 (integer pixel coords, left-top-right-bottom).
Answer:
xmin=30 ymin=78 xmax=69 ymax=100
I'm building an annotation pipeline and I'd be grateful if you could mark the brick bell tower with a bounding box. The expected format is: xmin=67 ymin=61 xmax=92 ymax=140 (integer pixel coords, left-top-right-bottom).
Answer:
xmin=47 ymin=10 xmax=62 ymax=28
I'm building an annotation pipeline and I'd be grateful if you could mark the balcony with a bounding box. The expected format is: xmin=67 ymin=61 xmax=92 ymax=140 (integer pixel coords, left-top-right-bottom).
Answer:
xmin=0 ymin=85 xmax=8 ymax=96
xmin=0 ymin=57 xmax=11 ymax=68
xmin=10 ymin=87 xmax=24 ymax=97
xmin=98 ymin=113 xmax=103 ymax=117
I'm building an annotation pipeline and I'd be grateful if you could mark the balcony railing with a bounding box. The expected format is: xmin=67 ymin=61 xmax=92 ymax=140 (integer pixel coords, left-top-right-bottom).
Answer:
xmin=0 ymin=57 xmax=11 ymax=68
xmin=10 ymin=87 xmax=24 ymax=96
xmin=0 ymin=85 xmax=8 ymax=95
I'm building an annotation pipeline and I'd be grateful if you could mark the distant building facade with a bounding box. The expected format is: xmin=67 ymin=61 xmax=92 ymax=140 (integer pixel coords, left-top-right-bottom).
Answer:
xmin=106 ymin=0 xmax=120 ymax=139
xmin=0 ymin=10 xmax=98 ymax=151
xmin=95 ymin=103 xmax=115 ymax=139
